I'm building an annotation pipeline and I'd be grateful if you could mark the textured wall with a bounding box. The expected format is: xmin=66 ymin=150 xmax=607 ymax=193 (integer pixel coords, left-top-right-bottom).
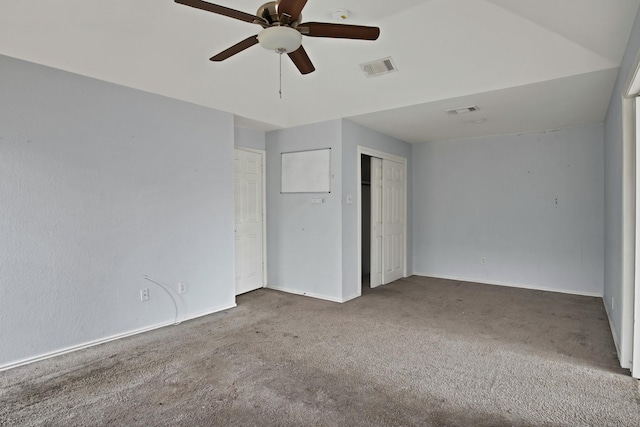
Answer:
xmin=603 ymin=6 xmax=640 ymax=365
xmin=235 ymin=126 xmax=266 ymax=150
xmin=265 ymin=120 xmax=344 ymax=302
xmin=341 ymin=120 xmax=413 ymax=300
xmin=0 ymin=55 xmax=235 ymax=368
xmin=412 ymin=124 xmax=604 ymax=296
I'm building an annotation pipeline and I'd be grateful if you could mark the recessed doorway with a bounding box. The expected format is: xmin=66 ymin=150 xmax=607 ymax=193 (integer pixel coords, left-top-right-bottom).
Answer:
xmin=234 ymin=148 xmax=266 ymax=296
xmin=358 ymin=147 xmax=407 ymax=295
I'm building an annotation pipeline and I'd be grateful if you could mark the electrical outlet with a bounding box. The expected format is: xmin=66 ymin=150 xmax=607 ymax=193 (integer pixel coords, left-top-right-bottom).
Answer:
xmin=140 ymin=288 xmax=149 ymax=301
xmin=178 ymin=281 xmax=187 ymax=294
xmin=481 ymin=257 xmax=486 ymax=265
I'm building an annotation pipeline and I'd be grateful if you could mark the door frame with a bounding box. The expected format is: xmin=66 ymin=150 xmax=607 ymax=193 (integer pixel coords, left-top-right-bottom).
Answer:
xmin=356 ymin=146 xmax=408 ymax=296
xmin=234 ymin=147 xmax=267 ymax=294
xmin=620 ymin=46 xmax=640 ymax=376
xmin=633 ymin=97 xmax=639 ymax=378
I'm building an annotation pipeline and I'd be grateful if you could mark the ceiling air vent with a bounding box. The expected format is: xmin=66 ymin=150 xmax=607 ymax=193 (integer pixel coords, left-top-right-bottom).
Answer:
xmin=360 ymin=57 xmax=397 ymax=78
xmin=446 ymin=106 xmax=479 ymax=115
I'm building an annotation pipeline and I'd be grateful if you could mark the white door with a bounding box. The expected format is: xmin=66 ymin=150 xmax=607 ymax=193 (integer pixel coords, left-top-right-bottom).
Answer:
xmin=234 ymin=149 xmax=264 ymax=295
xmin=633 ymin=97 xmax=640 ymax=378
xmin=370 ymin=157 xmax=383 ymax=288
xmin=382 ymin=159 xmax=405 ymax=284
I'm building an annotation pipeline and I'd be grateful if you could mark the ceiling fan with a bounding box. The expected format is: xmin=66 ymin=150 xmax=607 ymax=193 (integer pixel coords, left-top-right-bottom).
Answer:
xmin=175 ymin=0 xmax=381 ymax=75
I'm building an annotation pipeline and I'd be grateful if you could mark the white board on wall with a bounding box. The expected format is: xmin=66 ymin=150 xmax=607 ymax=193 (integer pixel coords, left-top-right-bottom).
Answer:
xmin=281 ymin=148 xmax=331 ymax=193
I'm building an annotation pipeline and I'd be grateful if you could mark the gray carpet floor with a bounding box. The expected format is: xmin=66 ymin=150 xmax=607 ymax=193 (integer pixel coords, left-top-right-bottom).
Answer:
xmin=1 ymin=276 xmax=639 ymax=426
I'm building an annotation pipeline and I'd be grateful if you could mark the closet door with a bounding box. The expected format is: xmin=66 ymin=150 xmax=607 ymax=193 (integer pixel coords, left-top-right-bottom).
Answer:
xmin=382 ymin=159 xmax=405 ymax=284
xmin=234 ymin=149 xmax=264 ymax=295
xmin=370 ymin=157 xmax=383 ymax=288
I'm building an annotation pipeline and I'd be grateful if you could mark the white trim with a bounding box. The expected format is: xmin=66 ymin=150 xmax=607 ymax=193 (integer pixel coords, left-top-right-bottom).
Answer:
xmin=356 ymin=150 xmax=363 ymax=299
xmin=634 ymin=97 xmax=640 ymax=378
xmin=356 ymin=146 xmax=408 ymax=299
xmin=605 ymin=296 xmax=622 ymax=358
xmin=0 ymin=303 xmax=237 ymax=372
xmin=623 ymin=47 xmax=640 ymax=98
xmin=618 ymin=45 xmax=640 ymax=373
xmin=358 ymin=147 xmax=406 ymax=164
xmin=618 ymin=97 xmax=637 ymax=370
xmin=234 ymin=147 xmax=268 ymax=292
xmin=266 ymin=285 xmax=347 ymax=303
xmin=412 ymin=273 xmax=603 ymax=298
xmin=341 ymin=293 xmax=361 ymax=303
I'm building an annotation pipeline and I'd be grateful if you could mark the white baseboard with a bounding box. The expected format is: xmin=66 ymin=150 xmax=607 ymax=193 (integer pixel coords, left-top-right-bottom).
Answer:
xmin=411 ymin=272 xmax=603 ymax=298
xmin=0 ymin=303 xmax=237 ymax=372
xmin=266 ymin=285 xmax=346 ymax=303
xmin=341 ymin=293 xmax=361 ymax=303
xmin=603 ymin=298 xmax=627 ymax=369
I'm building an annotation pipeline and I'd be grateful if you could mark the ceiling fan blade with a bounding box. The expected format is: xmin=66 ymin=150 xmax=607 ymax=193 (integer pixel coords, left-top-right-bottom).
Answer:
xmin=288 ymin=46 xmax=315 ymax=75
xmin=277 ymin=0 xmax=308 ymax=21
xmin=175 ymin=0 xmax=263 ymax=25
xmin=210 ymin=35 xmax=259 ymax=61
xmin=299 ymin=22 xmax=380 ymax=40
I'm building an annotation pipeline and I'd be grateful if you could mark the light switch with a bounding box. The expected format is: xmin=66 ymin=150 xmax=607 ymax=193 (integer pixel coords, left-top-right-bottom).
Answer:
xmin=346 ymin=194 xmax=354 ymax=204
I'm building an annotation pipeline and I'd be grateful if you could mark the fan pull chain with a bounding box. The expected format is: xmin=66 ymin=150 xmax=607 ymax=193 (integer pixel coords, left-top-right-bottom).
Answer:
xmin=279 ymin=53 xmax=283 ymax=99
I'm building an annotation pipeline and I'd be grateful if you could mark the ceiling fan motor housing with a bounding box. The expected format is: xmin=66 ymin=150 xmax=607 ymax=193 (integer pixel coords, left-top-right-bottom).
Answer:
xmin=258 ymin=1 xmax=301 ymax=26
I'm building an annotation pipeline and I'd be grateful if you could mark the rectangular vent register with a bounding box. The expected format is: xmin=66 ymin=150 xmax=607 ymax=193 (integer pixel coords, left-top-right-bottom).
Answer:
xmin=361 ymin=57 xmax=397 ymax=77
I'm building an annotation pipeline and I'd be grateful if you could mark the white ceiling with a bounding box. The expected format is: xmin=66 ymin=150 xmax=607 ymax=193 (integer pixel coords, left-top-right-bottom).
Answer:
xmin=0 ymin=0 xmax=638 ymax=143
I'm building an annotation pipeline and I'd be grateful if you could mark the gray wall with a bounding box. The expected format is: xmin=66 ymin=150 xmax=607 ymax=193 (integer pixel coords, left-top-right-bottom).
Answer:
xmin=265 ymin=119 xmax=412 ymax=302
xmin=265 ymin=120 xmax=344 ymax=301
xmin=604 ymin=7 xmax=640 ymax=359
xmin=412 ymin=124 xmax=604 ymax=296
xmin=341 ymin=120 xmax=413 ymax=300
xmin=235 ymin=126 xmax=266 ymax=150
xmin=0 ymin=55 xmax=236 ymax=369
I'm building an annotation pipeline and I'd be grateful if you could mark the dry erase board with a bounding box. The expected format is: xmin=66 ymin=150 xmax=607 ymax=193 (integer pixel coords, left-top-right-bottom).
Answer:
xmin=281 ymin=148 xmax=331 ymax=193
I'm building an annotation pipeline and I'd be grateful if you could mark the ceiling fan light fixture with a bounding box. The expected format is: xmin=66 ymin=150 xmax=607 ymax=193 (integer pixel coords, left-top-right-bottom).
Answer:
xmin=257 ymin=26 xmax=302 ymax=53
